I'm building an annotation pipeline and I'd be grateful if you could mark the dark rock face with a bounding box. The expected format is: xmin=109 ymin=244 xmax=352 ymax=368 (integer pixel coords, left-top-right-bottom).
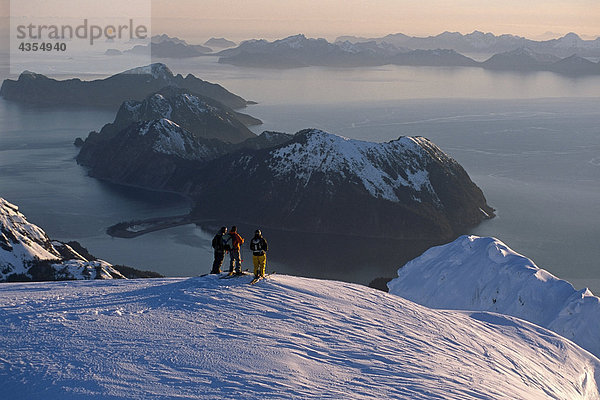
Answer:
xmin=189 ymin=129 xmax=494 ymax=241
xmin=0 ymin=63 xmax=250 ymax=110
xmin=79 ymin=118 xmax=231 ymax=190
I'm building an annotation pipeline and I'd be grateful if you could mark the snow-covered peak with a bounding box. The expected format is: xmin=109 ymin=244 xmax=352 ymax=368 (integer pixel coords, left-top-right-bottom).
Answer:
xmin=275 ymin=34 xmax=309 ymax=49
xmin=388 ymin=235 xmax=600 ymax=358
xmin=1 ymin=275 xmax=598 ymax=399
xmin=0 ymin=198 xmax=61 ymax=271
xmin=268 ymin=129 xmax=438 ymax=202
xmin=121 ymin=63 xmax=174 ymax=80
xmin=0 ymin=198 xmax=125 ymax=281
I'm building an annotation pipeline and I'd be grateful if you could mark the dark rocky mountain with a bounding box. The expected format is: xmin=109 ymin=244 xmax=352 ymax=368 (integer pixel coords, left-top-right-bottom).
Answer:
xmin=125 ymin=35 xmax=212 ymax=58
xmin=482 ymin=48 xmax=561 ymax=71
xmin=188 ymin=129 xmax=494 ymax=240
xmin=80 ymin=86 xmax=258 ymax=147
xmin=78 ymin=118 xmax=492 ymax=241
xmin=0 ymin=63 xmax=250 ymax=110
xmin=77 ymin=89 xmax=289 ymax=190
xmin=204 ymin=37 xmax=237 ymax=48
xmin=79 ymin=118 xmax=232 ymax=190
xmin=548 ymin=55 xmax=600 ymax=75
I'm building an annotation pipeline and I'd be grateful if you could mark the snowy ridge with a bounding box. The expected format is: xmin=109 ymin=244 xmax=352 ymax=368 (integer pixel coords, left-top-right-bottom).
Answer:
xmin=138 ymin=118 xmax=221 ymax=160
xmin=0 ymin=198 xmax=60 ymax=271
xmin=0 ymin=275 xmax=598 ymax=399
xmin=268 ymin=129 xmax=438 ymax=203
xmin=388 ymin=235 xmax=600 ymax=358
xmin=0 ymin=198 xmax=124 ymax=281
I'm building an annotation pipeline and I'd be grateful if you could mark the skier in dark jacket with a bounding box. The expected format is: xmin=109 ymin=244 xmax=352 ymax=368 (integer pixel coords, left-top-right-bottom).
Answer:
xmin=250 ymin=229 xmax=268 ymax=279
xmin=210 ymin=226 xmax=228 ymax=274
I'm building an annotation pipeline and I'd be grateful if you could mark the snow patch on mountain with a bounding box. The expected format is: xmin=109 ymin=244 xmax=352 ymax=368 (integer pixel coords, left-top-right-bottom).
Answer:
xmin=0 ymin=198 xmax=124 ymax=281
xmin=148 ymin=93 xmax=173 ymax=118
xmin=1 ymin=275 xmax=599 ymax=399
xmin=0 ymin=198 xmax=60 ymax=271
xmin=137 ymin=118 xmax=220 ymax=161
xmin=268 ymin=129 xmax=438 ymax=202
xmin=388 ymin=235 xmax=600 ymax=358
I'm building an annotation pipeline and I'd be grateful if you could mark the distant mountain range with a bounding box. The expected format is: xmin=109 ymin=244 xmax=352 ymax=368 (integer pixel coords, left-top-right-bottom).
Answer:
xmin=0 ymin=63 xmax=252 ymax=110
xmin=337 ymin=31 xmax=600 ymax=58
xmin=217 ymin=33 xmax=600 ymax=75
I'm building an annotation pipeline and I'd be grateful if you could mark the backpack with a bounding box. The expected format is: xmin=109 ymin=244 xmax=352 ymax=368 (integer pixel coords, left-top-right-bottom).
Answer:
xmin=212 ymin=234 xmax=225 ymax=252
xmin=251 ymin=237 xmax=267 ymax=254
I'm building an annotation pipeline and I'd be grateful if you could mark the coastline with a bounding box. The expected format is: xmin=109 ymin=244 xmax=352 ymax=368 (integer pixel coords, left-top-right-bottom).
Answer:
xmin=106 ymin=214 xmax=196 ymax=238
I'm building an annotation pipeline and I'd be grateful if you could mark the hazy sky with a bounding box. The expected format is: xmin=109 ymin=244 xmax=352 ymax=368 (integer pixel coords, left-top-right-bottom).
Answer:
xmin=1 ymin=0 xmax=598 ymax=43
xmin=151 ymin=0 xmax=600 ymax=41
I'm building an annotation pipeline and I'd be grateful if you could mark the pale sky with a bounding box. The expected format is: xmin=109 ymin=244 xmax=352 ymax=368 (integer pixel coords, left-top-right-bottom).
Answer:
xmin=151 ymin=0 xmax=600 ymax=41
xmin=1 ymin=0 xmax=599 ymax=42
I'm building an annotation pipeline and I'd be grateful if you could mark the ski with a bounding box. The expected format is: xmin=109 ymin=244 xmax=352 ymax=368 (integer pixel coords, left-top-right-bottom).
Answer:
xmin=219 ymin=269 xmax=249 ymax=279
xmin=250 ymin=271 xmax=276 ymax=285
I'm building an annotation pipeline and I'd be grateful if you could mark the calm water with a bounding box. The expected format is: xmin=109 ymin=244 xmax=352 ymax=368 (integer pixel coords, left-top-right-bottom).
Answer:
xmin=1 ymin=57 xmax=599 ymax=290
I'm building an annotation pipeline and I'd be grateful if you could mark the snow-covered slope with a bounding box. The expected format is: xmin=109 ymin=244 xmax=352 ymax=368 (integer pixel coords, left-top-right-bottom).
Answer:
xmin=268 ymin=130 xmax=438 ymax=202
xmin=0 ymin=198 xmax=124 ymax=281
xmin=1 ymin=275 xmax=599 ymax=399
xmin=388 ymin=235 xmax=600 ymax=358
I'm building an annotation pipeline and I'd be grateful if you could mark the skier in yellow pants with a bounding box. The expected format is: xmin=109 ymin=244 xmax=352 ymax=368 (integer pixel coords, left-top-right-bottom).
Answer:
xmin=250 ymin=229 xmax=268 ymax=278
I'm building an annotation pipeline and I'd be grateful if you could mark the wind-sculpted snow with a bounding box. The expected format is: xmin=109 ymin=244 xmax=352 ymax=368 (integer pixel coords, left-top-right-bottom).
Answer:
xmin=388 ymin=235 xmax=600 ymax=358
xmin=1 ymin=275 xmax=599 ymax=399
xmin=268 ymin=129 xmax=439 ymax=203
xmin=0 ymin=198 xmax=124 ymax=281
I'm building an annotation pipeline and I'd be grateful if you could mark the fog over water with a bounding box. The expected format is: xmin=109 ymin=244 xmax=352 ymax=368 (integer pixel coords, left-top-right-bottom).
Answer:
xmin=1 ymin=56 xmax=599 ymax=289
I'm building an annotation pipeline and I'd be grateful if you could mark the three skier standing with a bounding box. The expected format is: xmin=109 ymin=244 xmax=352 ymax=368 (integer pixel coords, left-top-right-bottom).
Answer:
xmin=209 ymin=226 xmax=269 ymax=280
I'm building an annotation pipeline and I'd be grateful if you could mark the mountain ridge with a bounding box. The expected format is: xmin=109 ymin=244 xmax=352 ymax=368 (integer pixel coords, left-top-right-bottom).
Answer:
xmin=389 ymin=235 xmax=600 ymax=358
